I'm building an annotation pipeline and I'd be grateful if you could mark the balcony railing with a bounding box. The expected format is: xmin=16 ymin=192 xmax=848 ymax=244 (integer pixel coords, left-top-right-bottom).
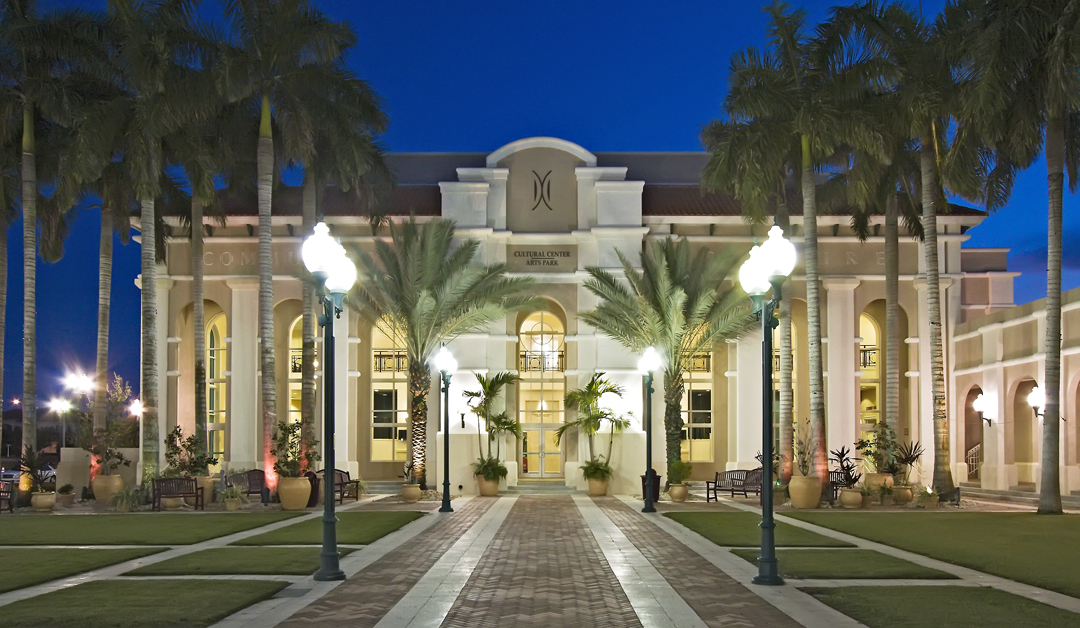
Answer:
xmin=685 ymin=352 xmax=711 ymax=372
xmin=519 ymin=350 xmax=565 ymax=373
xmin=290 ymin=349 xmax=302 ymax=374
xmin=860 ymin=344 xmax=878 ymax=369
xmin=374 ymin=350 xmax=408 ymax=373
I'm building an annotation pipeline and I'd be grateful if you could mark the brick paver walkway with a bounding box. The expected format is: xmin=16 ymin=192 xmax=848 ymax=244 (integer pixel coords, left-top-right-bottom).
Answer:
xmin=278 ymin=497 xmax=496 ymax=627
xmin=595 ymin=497 xmax=801 ymax=628
xmin=441 ymin=495 xmax=642 ymax=628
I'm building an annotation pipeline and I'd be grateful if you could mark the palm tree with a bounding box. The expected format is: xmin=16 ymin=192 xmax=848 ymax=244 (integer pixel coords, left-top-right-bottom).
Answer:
xmin=557 ymin=372 xmax=630 ymax=464
xmin=952 ymin=0 xmax=1080 ymax=514
xmin=580 ymin=238 xmax=754 ymax=481
xmin=220 ymin=0 xmax=360 ymax=482
xmin=463 ymin=371 xmax=519 ymax=460
xmin=348 ymin=219 xmax=537 ymax=488
xmin=0 ymin=0 xmax=101 ymax=453
xmin=723 ymin=2 xmax=883 ymax=484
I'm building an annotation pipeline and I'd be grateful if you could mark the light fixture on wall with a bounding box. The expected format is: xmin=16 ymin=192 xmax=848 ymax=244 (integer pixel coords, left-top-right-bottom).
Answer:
xmin=972 ymin=393 xmax=992 ymax=426
xmin=1027 ymin=386 xmax=1045 ymax=420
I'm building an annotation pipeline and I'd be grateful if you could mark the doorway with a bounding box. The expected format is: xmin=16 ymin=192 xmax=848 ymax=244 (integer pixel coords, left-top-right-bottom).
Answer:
xmin=518 ymin=309 xmax=566 ymax=479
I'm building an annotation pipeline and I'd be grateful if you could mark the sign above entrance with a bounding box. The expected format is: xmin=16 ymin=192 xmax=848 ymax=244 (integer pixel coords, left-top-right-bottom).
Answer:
xmin=507 ymin=245 xmax=578 ymax=272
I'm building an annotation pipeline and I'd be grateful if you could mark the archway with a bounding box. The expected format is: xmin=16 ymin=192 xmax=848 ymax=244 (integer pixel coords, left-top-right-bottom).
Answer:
xmin=370 ymin=317 xmax=409 ymax=463
xmin=1010 ymin=378 xmax=1038 ymax=485
xmin=206 ymin=312 xmax=228 ymax=472
xmin=963 ymin=385 xmax=984 ymax=480
xmin=517 ymin=305 xmax=567 ymax=478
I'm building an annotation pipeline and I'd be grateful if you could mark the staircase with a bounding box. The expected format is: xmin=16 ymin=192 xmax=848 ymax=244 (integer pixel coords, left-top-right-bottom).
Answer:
xmin=504 ymin=481 xmax=584 ymax=495
xmin=958 ymin=482 xmax=1080 ymax=508
xmin=364 ymin=480 xmax=408 ymax=495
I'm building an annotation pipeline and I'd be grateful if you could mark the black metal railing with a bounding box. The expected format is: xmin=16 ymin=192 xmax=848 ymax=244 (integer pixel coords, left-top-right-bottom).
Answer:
xmin=519 ymin=350 xmax=565 ymax=373
xmin=685 ymin=352 xmax=711 ymax=372
xmin=860 ymin=345 xmax=878 ymax=369
xmin=290 ymin=349 xmax=302 ymax=374
xmin=966 ymin=443 xmax=982 ymax=480
xmin=374 ymin=350 xmax=408 ymax=373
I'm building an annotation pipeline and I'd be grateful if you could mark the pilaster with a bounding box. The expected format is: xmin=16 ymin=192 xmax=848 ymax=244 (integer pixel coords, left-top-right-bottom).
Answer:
xmin=226 ymin=278 xmax=259 ymax=470
xmin=823 ymin=277 xmax=860 ymax=453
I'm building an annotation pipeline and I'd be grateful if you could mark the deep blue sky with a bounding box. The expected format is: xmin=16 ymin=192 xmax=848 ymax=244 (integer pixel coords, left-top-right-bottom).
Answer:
xmin=16 ymin=0 xmax=1075 ymax=403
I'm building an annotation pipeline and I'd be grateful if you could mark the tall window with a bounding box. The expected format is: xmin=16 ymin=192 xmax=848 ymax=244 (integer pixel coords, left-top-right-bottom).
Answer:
xmin=518 ymin=310 xmax=566 ymax=477
xmin=680 ymin=352 xmax=713 ymax=462
xmin=206 ymin=314 xmax=228 ymax=470
xmin=287 ymin=317 xmax=307 ymax=425
xmin=859 ymin=314 xmax=880 ymax=434
xmin=371 ymin=319 xmax=408 ymax=462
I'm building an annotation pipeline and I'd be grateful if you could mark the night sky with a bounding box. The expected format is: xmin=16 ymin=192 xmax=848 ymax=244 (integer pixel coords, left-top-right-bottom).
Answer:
xmin=17 ymin=0 xmax=1077 ymax=403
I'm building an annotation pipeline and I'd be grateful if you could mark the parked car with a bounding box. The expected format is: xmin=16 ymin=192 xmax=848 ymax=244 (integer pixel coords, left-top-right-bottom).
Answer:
xmin=0 ymin=465 xmax=54 ymax=484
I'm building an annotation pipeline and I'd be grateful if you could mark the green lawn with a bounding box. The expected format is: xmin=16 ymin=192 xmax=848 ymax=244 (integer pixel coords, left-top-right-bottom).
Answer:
xmin=787 ymin=512 xmax=1080 ymax=599
xmin=234 ymin=511 xmax=423 ymax=546
xmin=664 ymin=512 xmax=854 ymax=547
xmin=126 ymin=547 xmax=357 ymax=576
xmin=0 ymin=548 xmax=165 ymax=593
xmin=730 ymin=548 xmax=955 ymax=580
xmin=804 ymin=586 xmax=1080 ymax=628
xmin=0 ymin=512 xmax=301 ymax=545
xmin=1 ymin=580 xmax=287 ymax=627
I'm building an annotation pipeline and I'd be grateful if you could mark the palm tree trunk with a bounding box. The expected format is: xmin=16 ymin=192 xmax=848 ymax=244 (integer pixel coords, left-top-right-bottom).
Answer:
xmin=258 ymin=96 xmax=277 ymax=485
xmin=301 ymin=178 xmax=317 ymax=440
xmin=802 ymin=135 xmax=827 ymax=486
xmin=777 ymin=199 xmax=794 ymax=483
xmin=140 ymin=198 xmax=158 ymax=476
xmin=0 ymin=221 xmax=7 ymax=451
xmin=885 ymin=195 xmax=900 ymax=434
xmin=94 ymin=209 xmax=114 ymax=433
xmin=1039 ymin=115 xmax=1064 ymax=514
xmin=22 ymin=107 xmax=37 ymax=454
xmin=920 ymin=130 xmax=954 ymax=496
xmin=663 ymin=369 xmax=684 ymax=483
xmin=408 ymin=360 xmax=430 ymax=488
xmin=192 ymin=199 xmax=206 ymax=454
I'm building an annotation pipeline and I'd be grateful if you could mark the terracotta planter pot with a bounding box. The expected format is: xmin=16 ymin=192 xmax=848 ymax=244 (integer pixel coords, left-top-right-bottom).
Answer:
xmin=864 ymin=473 xmax=894 ymax=489
xmin=278 ymin=477 xmax=312 ymax=511
xmin=476 ymin=476 xmax=499 ymax=496
xmin=225 ymin=498 xmax=240 ymax=512
xmin=31 ymin=492 xmax=56 ymax=512
xmin=668 ymin=484 xmax=688 ymax=502
xmin=839 ymin=488 xmax=863 ymax=509
xmin=788 ymin=475 xmax=822 ymax=509
xmin=921 ymin=496 xmax=940 ymax=509
xmin=58 ymin=493 xmax=76 ymax=507
xmin=185 ymin=476 xmax=215 ymax=507
xmin=160 ymin=497 xmax=185 ymax=511
xmin=115 ymin=502 xmax=132 ymax=513
xmin=861 ymin=494 xmax=873 ymax=508
xmin=401 ymin=483 xmax=421 ymax=503
xmin=92 ymin=475 xmax=124 ymax=506
xmin=892 ymin=486 xmax=913 ymax=505
xmin=588 ymin=478 xmax=610 ymax=497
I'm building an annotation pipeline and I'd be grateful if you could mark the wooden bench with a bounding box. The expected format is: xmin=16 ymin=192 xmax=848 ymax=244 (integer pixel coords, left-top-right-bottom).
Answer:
xmin=0 ymin=481 xmax=13 ymax=514
xmin=829 ymin=469 xmax=857 ymax=500
xmin=319 ymin=469 xmax=361 ymax=504
xmin=225 ymin=469 xmax=266 ymax=501
xmin=152 ymin=477 xmax=204 ymax=512
xmin=706 ymin=469 xmax=763 ymax=501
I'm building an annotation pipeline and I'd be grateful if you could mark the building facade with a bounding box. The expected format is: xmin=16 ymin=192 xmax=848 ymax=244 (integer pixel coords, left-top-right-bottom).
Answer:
xmin=142 ymin=136 xmax=1057 ymax=496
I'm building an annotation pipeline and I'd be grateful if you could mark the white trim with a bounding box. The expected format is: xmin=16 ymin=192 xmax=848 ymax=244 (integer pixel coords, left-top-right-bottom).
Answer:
xmin=486 ymin=137 xmax=596 ymax=167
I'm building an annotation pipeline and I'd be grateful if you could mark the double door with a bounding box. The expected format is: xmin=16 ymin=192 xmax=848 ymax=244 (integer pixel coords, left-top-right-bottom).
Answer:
xmin=521 ymin=428 xmax=562 ymax=478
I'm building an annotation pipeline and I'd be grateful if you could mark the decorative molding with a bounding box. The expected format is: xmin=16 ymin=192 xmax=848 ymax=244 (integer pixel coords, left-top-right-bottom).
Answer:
xmin=486 ymin=137 xmax=596 ymax=167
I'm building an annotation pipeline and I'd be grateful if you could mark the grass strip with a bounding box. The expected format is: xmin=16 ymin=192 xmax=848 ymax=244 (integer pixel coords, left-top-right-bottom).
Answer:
xmin=788 ymin=511 xmax=1080 ymax=599
xmin=127 ymin=547 xmax=356 ymax=576
xmin=730 ymin=548 xmax=956 ymax=580
xmin=234 ymin=511 xmax=423 ymax=546
xmin=0 ymin=512 xmax=301 ymax=545
xmin=664 ymin=511 xmax=853 ymax=547
xmin=0 ymin=579 xmax=287 ymax=627
xmin=0 ymin=548 xmax=165 ymax=593
xmin=803 ymin=585 xmax=1080 ymax=628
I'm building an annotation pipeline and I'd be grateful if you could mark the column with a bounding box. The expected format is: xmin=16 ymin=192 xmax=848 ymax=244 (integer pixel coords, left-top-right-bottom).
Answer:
xmin=733 ymin=328 xmax=763 ymax=469
xmin=155 ymin=274 xmax=173 ymax=473
xmin=824 ymin=278 xmax=860 ymax=453
xmin=227 ymin=278 xmax=259 ymax=470
xmin=981 ymin=362 xmax=1010 ymax=490
xmin=334 ymin=310 xmax=357 ymax=477
xmin=913 ymin=278 xmax=934 ymax=484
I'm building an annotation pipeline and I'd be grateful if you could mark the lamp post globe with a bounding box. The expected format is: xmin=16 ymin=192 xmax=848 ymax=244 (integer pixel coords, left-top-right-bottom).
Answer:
xmin=433 ymin=346 xmax=457 ymax=513
xmin=302 ymin=222 xmax=343 ymax=278
xmin=638 ymin=346 xmax=661 ymax=513
xmin=739 ymin=226 xmax=794 ymax=587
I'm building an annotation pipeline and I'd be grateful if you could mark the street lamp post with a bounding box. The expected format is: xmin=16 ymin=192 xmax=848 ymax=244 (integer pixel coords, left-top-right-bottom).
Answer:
xmin=433 ymin=346 xmax=457 ymax=513
xmin=639 ymin=347 xmax=662 ymax=513
xmin=738 ymin=225 xmax=796 ymax=587
xmin=302 ymin=222 xmax=357 ymax=583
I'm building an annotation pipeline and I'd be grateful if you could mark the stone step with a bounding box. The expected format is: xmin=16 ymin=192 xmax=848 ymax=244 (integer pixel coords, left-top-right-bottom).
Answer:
xmin=363 ymin=481 xmax=408 ymax=494
xmin=959 ymin=485 xmax=1080 ymax=508
xmin=504 ymin=482 xmax=584 ymax=495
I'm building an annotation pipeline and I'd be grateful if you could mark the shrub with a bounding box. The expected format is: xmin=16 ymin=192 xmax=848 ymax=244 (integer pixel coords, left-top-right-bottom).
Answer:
xmin=668 ymin=460 xmax=693 ymax=485
xmin=471 ymin=456 xmax=508 ymax=482
xmin=580 ymin=457 xmax=613 ymax=481
xmin=271 ymin=418 xmax=320 ymax=478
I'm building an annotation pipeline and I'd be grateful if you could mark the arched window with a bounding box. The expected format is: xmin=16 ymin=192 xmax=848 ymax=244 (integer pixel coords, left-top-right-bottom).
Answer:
xmin=518 ymin=310 xmax=566 ymax=478
xmin=206 ymin=313 xmax=228 ymax=469
xmin=680 ymin=351 xmax=713 ymax=462
xmin=371 ymin=318 xmax=408 ymax=462
xmin=287 ymin=317 xmax=308 ymax=425
xmin=859 ymin=313 xmax=881 ymax=433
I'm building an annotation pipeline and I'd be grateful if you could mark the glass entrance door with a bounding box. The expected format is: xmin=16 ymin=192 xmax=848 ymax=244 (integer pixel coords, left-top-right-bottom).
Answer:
xmin=522 ymin=428 xmax=562 ymax=478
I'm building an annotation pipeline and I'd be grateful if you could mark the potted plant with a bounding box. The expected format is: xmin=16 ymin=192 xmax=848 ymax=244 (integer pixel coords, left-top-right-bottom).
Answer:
xmin=916 ymin=485 xmax=940 ymax=509
xmin=859 ymin=482 xmax=876 ymax=508
xmin=877 ymin=483 xmax=894 ymax=506
xmin=892 ymin=441 xmax=924 ymax=505
xmin=164 ymin=426 xmax=219 ymax=506
xmin=830 ymin=446 xmax=863 ymax=509
xmin=110 ymin=486 xmax=139 ymax=513
xmin=774 ymin=480 xmax=789 ymax=506
xmin=557 ymin=374 xmax=632 ymax=498
xmin=21 ymin=446 xmax=56 ymax=512
xmin=401 ymin=464 xmax=421 ymax=503
xmin=272 ymin=418 xmax=320 ymax=510
xmin=668 ymin=460 xmax=693 ymax=502
xmin=219 ymin=484 xmax=247 ymax=511
xmin=87 ymin=423 xmax=131 ymax=505
xmin=464 ymin=372 xmax=520 ymax=497
xmin=788 ymin=434 xmax=822 ymax=509
xmin=58 ymin=484 xmax=76 ymax=507
xmin=856 ymin=423 xmax=899 ymax=489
